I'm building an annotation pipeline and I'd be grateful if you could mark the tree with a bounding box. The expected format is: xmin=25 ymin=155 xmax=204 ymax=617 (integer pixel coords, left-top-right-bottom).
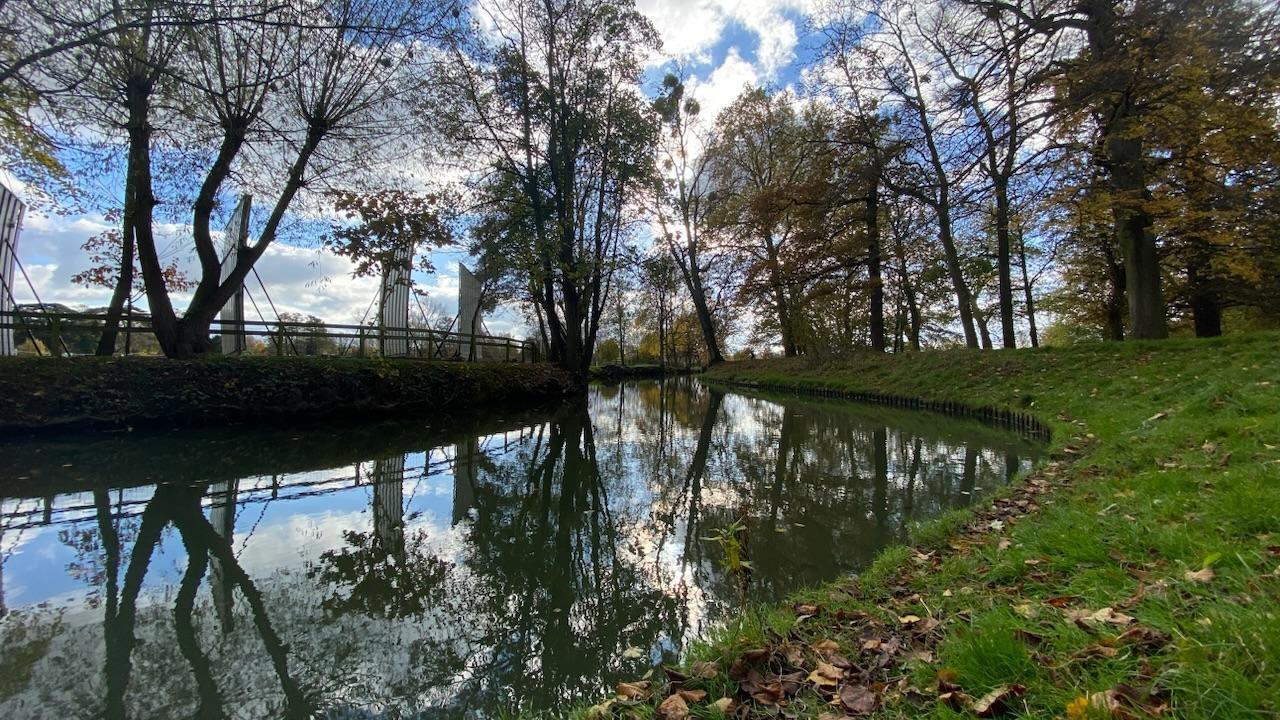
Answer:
xmin=651 ymin=70 xmax=726 ymax=364
xmin=707 ymin=88 xmax=817 ymax=357
xmin=819 ymin=0 xmax=984 ymax=348
xmin=923 ymin=0 xmax=1060 ymax=348
xmin=70 ymin=222 xmax=192 ymax=354
xmin=638 ymin=254 xmax=678 ymax=368
xmin=325 ymin=189 xmax=456 ymax=278
xmin=40 ymin=0 xmax=457 ymax=358
xmin=440 ymin=0 xmax=659 ymax=372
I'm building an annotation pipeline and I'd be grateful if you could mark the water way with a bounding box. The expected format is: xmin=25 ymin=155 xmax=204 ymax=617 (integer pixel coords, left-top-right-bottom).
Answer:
xmin=0 ymin=379 xmax=1043 ymax=718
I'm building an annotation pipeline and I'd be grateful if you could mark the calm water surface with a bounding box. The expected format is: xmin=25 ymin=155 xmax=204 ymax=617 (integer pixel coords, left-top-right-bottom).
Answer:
xmin=0 ymin=379 xmax=1043 ymax=718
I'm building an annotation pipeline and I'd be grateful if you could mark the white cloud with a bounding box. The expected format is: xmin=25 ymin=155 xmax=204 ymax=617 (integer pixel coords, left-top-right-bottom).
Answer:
xmin=637 ymin=0 xmax=817 ymax=78
xmin=689 ymin=47 xmax=761 ymax=122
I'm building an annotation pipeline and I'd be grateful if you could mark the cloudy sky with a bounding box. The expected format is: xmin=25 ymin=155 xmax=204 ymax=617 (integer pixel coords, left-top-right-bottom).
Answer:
xmin=4 ymin=0 xmax=821 ymax=340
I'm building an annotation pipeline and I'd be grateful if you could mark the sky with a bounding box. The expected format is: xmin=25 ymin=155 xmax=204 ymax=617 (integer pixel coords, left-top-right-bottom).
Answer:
xmin=3 ymin=0 xmax=822 ymax=342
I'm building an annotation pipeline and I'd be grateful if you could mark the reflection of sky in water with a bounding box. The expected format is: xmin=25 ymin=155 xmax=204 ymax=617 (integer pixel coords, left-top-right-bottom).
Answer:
xmin=0 ymin=380 xmax=1044 ymax=716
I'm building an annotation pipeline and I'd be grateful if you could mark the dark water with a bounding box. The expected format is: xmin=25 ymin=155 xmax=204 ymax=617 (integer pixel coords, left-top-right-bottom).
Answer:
xmin=0 ymin=379 xmax=1043 ymax=719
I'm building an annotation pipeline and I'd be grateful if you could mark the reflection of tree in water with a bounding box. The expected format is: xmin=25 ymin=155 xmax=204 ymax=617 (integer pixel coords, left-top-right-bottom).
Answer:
xmin=0 ymin=382 xmax=1040 ymax=719
xmin=453 ymin=401 xmax=688 ymax=711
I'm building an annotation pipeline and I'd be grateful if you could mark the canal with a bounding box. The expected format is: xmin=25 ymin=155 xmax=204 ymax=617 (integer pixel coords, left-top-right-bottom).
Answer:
xmin=0 ymin=378 xmax=1043 ymax=717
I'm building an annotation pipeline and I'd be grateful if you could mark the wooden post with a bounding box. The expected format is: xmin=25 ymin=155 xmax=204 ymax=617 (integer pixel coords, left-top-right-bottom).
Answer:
xmin=49 ymin=316 xmax=62 ymax=357
xmin=276 ymin=326 xmax=285 ymax=356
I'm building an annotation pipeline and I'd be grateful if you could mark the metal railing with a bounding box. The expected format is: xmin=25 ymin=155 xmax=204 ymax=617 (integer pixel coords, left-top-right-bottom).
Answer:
xmin=0 ymin=308 xmax=539 ymax=362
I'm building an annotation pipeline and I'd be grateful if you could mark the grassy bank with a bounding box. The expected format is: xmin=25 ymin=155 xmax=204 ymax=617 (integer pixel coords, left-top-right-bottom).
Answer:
xmin=0 ymin=356 xmax=580 ymax=434
xmin=577 ymin=333 xmax=1279 ymax=719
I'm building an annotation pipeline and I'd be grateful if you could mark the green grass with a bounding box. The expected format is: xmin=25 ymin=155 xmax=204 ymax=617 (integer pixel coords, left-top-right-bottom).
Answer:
xmin=574 ymin=333 xmax=1280 ymax=719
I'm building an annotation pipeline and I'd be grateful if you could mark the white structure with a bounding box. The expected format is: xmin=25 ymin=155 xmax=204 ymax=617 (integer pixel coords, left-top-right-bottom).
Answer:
xmin=218 ymin=195 xmax=251 ymax=354
xmin=458 ymin=263 xmax=481 ymax=360
xmin=379 ymin=243 xmax=412 ymax=357
xmin=0 ymin=184 xmax=25 ymax=356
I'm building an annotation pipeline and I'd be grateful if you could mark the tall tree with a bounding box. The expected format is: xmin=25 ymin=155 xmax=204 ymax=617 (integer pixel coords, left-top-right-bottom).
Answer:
xmin=651 ymin=71 xmax=726 ymax=364
xmin=441 ymin=0 xmax=659 ymax=372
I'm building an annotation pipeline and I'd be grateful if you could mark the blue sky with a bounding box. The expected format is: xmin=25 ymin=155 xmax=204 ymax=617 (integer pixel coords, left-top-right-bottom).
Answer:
xmin=3 ymin=0 xmax=823 ymax=341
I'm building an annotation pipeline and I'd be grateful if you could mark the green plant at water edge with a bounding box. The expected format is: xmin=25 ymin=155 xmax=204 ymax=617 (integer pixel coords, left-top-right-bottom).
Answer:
xmin=705 ymin=518 xmax=750 ymax=573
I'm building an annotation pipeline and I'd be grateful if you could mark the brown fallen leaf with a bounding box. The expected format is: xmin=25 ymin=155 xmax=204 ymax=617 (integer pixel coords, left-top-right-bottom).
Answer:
xmin=1066 ymin=607 xmax=1136 ymax=626
xmin=1184 ymin=567 xmax=1215 ymax=583
xmin=1117 ymin=624 xmax=1170 ymax=650
xmin=689 ymin=660 xmax=720 ymax=679
xmin=839 ymin=685 xmax=880 ymax=716
xmin=656 ymin=692 xmax=689 ymax=719
xmin=676 ymin=688 xmax=707 ymax=703
xmin=616 ymin=681 xmax=651 ymax=700
xmin=1072 ymin=644 xmax=1120 ymax=661
xmin=807 ymin=661 xmax=845 ymax=688
xmin=1013 ymin=628 xmax=1046 ymax=647
xmin=711 ymin=697 xmax=734 ymax=713
xmin=938 ymin=690 xmax=973 ymax=711
xmin=973 ymin=684 xmax=1025 ymax=717
xmin=812 ymin=638 xmax=841 ymax=656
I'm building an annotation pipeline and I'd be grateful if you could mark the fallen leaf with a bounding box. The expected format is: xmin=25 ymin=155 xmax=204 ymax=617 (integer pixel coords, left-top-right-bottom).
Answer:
xmin=1072 ymin=644 xmax=1120 ymax=661
xmin=616 ymin=681 xmax=651 ymax=700
xmin=899 ymin=614 xmax=921 ymax=624
xmin=656 ymin=692 xmax=689 ymax=719
xmin=1117 ymin=624 xmax=1170 ymax=650
xmin=973 ymin=684 xmax=1025 ymax=717
xmin=711 ymin=697 xmax=735 ymax=713
xmin=807 ymin=661 xmax=844 ymax=688
xmin=677 ymin=688 xmax=707 ymax=703
xmin=689 ymin=660 xmax=720 ymax=679
xmin=1014 ymin=603 xmax=1038 ymax=619
xmin=621 ymin=646 xmax=645 ymax=660
xmin=1066 ymin=607 xmax=1136 ymax=626
xmin=1009 ymin=628 xmax=1048 ymax=654
xmin=812 ymin=638 xmax=841 ymax=656
xmin=585 ymin=698 xmax=616 ymax=719
xmin=1184 ymin=567 xmax=1215 ymax=583
xmin=938 ymin=690 xmax=973 ymax=711
xmin=839 ymin=685 xmax=880 ymax=716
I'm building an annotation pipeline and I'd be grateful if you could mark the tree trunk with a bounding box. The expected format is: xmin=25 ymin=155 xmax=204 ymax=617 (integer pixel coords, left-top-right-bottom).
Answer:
xmin=1083 ymin=0 xmax=1167 ymax=340
xmin=1016 ymin=226 xmax=1039 ymax=347
xmin=686 ymin=263 xmax=724 ymax=364
xmin=765 ymin=238 xmax=797 ymax=356
xmin=123 ymin=74 xmax=181 ymax=357
xmin=891 ymin=228 xmax=922 ymax=351
xmin=96 ymin=225 xmax=134 ymax=356
xmin=1188 ymin=260 xmax=1223 ymax=337
xmin=937 ymin=205 xmax=979 ymax=348
xmin=993 ymin=185 xmax=1017 ymax=348
xmin=866 ymin=181 xmax=885 ymax=351
xmin=972 ymin=298 xmax=993 ymax=350
xmin=1110 ymin=133 xmax=1167 ymax=339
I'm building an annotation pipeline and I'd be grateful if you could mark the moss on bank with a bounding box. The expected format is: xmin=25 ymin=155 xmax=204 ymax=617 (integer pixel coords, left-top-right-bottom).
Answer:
xmin=0 ymin=356 xmax=580 ymax=434
xmin=571 ymin=333 xmax=1280 ymax=719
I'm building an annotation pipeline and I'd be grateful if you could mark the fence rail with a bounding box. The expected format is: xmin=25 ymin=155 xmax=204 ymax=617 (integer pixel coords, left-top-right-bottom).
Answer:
xmin=0 ymin=309 xmax=539 ymax=362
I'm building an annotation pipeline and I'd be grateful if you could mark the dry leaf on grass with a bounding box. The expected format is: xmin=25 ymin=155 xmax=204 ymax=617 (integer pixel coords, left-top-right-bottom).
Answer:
xmin=839 ymin=685 xmax=880 ymax=716
xmin=973 ymin=684 xmax=1026 ymax=717
xmin=656 ymin=692 xmax=688 ymax=719
xmin=1184 ymin=567 xmax=1215 ymax=583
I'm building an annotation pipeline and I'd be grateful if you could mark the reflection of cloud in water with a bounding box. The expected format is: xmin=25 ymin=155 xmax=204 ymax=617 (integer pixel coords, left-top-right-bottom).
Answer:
xmin=0 ymin=379 xmax=1043 ymax=717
